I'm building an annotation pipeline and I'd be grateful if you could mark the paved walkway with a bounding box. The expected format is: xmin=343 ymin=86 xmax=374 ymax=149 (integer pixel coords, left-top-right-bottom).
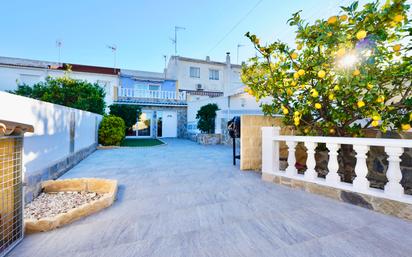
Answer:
xmin=11 ymin=139 xmax=412 ymax=257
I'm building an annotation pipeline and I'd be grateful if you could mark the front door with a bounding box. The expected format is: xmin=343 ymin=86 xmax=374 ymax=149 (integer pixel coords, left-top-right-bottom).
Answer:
xmin=159 ymin=111 xmax=177 ymax=138
xmin=137 ymin=111 xmax=153 ymax=137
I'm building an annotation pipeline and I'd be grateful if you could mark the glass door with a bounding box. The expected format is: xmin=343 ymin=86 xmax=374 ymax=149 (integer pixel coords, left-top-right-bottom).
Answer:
xmin=137 ymin=111 xmax=153 ymax=137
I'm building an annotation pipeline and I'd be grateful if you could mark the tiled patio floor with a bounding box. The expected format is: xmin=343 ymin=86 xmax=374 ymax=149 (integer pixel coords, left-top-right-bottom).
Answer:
xmin=10 ymin=139 xmax=412 ymax=257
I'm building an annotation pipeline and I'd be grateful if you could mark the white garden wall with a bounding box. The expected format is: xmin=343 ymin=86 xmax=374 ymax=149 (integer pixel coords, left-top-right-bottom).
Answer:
xmin=0 ymin=92 xmax=102 ymax=178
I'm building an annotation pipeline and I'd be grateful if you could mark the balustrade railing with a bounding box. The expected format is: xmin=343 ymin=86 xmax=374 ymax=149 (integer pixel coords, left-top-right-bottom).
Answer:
xmin=262 ymin=127 xmax=412 ymax=204
xmin=118 ymin=87 xmax=186 ymax=101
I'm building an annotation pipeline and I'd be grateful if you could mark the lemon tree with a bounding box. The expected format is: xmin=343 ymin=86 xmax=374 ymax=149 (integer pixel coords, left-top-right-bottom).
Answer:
xmin=242 ymin=0 xmax=411 ymax=137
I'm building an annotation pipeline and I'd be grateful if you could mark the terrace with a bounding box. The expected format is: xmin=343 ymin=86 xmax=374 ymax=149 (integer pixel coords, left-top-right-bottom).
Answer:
xmin=9 ymin=139 xmax=412 ymax=257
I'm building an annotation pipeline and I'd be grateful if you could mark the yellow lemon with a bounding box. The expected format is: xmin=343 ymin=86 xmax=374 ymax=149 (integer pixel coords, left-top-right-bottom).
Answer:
xmin=356 ymin=30 xmax=367 ymax=40
xmin=392 ymin=44 xmax=401 ymax=52
xmin=333 ymin=85 xmax=340 ymax=91
xmin=329 ymin=128 xmax=336 ymax=134
xmin=293 ymin=72 xmax=300 ymax=79
xmin=282 ymin=108 xmax=289 ymax=115
xmin=327 ymin=32 xmax=333 ymax=37
xmin=367 ymin=83 xmax=373 ymax=90
xmin=353 ymin=69 xmax=361 ymax=76
xmin=401 ymin=124 xmax=411 ymax=131
xmin=409 ymin=113 xmax=412 ymax=121
xmin=294 ymin=120 xmax=300 ymax=126
xmin=298 ymin=69 xmax=305 ymax=76
xmin=328 ymin=93 xmax=335 ymax=100
xmin=294 ymin=111 xmax=300 ymax=117
xmin=297 ymin=44 xmax=303 ymax=50
xmin=339 ymin=15 xmax=348 ymax=21
xmin=318 ymin=70 xmax=326 ymax=79
xmin=310 ymin=89 xmax=319 ymax=98
xmin=304 ymin=127 xmax=310 ymax=133
xmin=336 ymin=48 xmax=346 ymax=57
xmin=327 ymin=16 xmax=338 ymax=24
xmin=393 ymin=14 xmax=404 ymax=23
xmin=357 ymin=100 xmax=365 ymax=108
xmin=291 ymin=81 xmax=297 ymax=86
xmin=372 ymin=115 xmax=381 ymax=121
xmin=315 ymin=103 xmax=322 ymax=109
xmin=376 ymin=96 xmax=385 ymax=103
xmin=291 ymin=52 xmax=298 ymax=59
xmin=371 ymin=120 xmax=379 ymax=127
xmin=286 ymin=89 xmax=293 ymax=96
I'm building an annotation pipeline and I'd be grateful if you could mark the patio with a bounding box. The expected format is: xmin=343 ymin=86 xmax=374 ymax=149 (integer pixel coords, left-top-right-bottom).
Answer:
xmin=11 ymin=139 xmax=412 ymax=257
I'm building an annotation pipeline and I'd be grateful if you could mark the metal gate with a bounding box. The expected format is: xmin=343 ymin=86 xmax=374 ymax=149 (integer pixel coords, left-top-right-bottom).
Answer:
xmin=0 ymin=136 xmax=24 ymax=257
xmin=0 ymin=120 xmax=32 ymax=257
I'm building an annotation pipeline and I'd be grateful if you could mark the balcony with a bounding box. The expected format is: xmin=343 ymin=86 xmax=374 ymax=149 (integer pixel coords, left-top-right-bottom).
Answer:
xmin=116 ymin=87 xmax=187 ymax=106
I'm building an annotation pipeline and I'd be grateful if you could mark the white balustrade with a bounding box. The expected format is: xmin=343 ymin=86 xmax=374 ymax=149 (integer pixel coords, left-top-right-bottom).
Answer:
xmin=117 ymin=87 xmax=187 ymax=101
xmin=285 ymin=141 xmax=297 ymax=176
xmin=325 ymin=143 xmax=341 ymax=185
xmin=261 ymin=126 xmax=412 ymax=204
xmin=304 ymin=141 xmax=317 ymax=180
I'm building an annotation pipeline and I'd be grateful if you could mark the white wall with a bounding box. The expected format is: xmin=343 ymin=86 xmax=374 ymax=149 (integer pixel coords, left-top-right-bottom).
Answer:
xmin=0 ymin=92 xmax=102 ymax=176
xmin=0 ymin=65 xmax=119 ymax=108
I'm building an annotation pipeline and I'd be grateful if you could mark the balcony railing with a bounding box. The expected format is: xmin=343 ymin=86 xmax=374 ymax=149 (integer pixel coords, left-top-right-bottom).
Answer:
xmin=262 ymin=126 xmax=412 ymax=204
xmin=118 ymin=87 xmax=186 ymax=101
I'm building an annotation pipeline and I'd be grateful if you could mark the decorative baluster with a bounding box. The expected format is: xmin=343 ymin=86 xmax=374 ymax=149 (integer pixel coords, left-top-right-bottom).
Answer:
xmin=384 ymin=146 xmax=404 ymax=198
xmin=285 ymin=141 xmax=297 ymax=176
xmin=352 ymin=145 xmax=370 ymax=193
xmin=326 ymin=143 xmax=341 ymax=185
xmin=304 ymin=141 xmax=317 ymax=180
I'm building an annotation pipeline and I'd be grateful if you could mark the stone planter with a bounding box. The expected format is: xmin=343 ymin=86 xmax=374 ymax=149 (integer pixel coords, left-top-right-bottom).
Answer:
xmin=24 ymin=178 xmax=117 ymax=233
xmin=196 ymin=133 xmax=222 ymax=145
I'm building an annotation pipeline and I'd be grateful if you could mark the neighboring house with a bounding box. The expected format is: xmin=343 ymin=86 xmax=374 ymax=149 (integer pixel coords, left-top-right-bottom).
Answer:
xmin=115 ymin=69 xmax=186 ymax=138
xmin=0 ymin=56 xmax=119 ymax=107
xmin=166 ymin=53 xmax=242 ymax=101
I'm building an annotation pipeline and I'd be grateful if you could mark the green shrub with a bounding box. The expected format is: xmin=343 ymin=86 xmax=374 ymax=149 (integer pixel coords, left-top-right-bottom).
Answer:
xmin=10 ymin=75 xmax=106 ymax=115
xmin=109 ymin=104 xmax=141 ymax=132
xmin=98 ymin=115 xmax=126 ymax=146
xmin=196 ymin=103 xmax=219 ymax=133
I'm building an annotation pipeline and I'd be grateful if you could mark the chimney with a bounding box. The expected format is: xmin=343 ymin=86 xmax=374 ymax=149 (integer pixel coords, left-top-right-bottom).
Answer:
xmin=226 ymin=52 xmax=231 ymax=67
xmin=206 ymin=56 xmax=210 ymax=62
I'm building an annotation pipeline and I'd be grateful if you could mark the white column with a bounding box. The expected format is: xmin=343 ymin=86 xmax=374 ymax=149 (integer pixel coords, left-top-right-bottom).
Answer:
xmin=304 ymin=141 xmax=317 ymax=180
xmin=326 ymin=143 xmax=341 ymax=185
xmin=285 ymin=141 xmax=297 ymax=176
xmin=352 ymin=145 xmax=370 ymax=193
xmin=384 ymin=146 xmax=404 ymax=198
xmin=261 ymin=127 xmax=280 ymax=175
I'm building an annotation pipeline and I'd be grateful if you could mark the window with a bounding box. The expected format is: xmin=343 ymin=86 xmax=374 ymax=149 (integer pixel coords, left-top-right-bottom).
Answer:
xmin=149 ymin=84 xmax=160 ymax=91
xmin=190 ymin=67 xmax=200 ymax=78
xmin=134 ymin=83 xmax=148 ymax=90
xmin=209 ymin=69 xmax=219 ymax=80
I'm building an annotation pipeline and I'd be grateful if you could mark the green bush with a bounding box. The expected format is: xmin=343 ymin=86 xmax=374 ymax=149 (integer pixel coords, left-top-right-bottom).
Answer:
xmin=10 ymin=75 xmax=106 ymax=115
xmin=196 ymin=103 xmax=219 ymax=133
xmin=109 ymin=104 xmax=141 ymax=131
xmin=98 ymin=115 xmax=126 ymax=146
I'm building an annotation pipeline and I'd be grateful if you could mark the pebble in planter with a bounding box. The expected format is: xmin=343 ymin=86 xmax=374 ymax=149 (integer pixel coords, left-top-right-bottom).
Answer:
xmin=24 ymin=178 xmax=117 ymax=233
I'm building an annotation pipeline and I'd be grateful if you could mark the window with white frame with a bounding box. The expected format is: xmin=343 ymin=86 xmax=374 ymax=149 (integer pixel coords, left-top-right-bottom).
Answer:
xmin=149 ymin=84 xmax=160 ymax=91
xmin=189 ymin=67 xmax=200 ymax=78
xmin=209 ymin=69 xmax=219 ymax=80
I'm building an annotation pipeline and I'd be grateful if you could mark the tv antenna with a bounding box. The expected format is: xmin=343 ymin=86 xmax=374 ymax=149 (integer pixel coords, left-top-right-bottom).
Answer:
xmin=56 ymin=39 xmax=63 ymax=64
xmin=236 ymin=44 xmax=245 ymax=64
xmin=170 ymin=26 xmax=185 ymax=56
xmin=106 ymin=44 xmax=117 ymax=71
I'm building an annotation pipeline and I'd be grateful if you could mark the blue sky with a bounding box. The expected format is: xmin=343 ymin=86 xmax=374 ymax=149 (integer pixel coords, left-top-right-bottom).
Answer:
xmin=1 ymin=0 xmax=371 ymax=72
